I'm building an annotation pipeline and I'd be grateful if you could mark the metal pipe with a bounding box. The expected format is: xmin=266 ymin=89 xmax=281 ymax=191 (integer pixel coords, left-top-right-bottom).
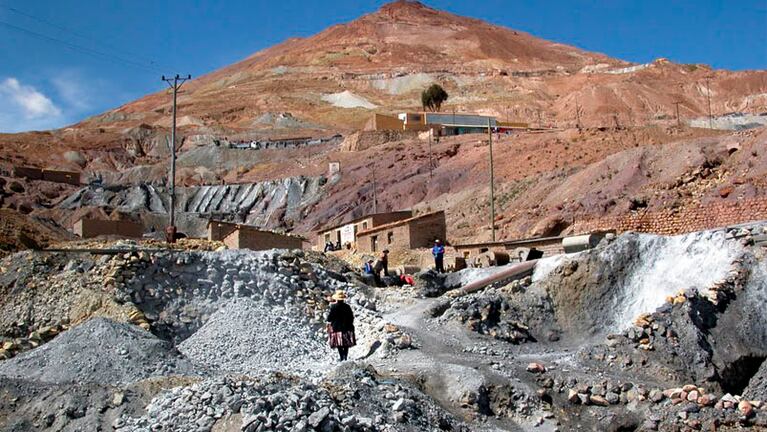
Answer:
xmin=449 ymin=259 xmax=538 ymax=298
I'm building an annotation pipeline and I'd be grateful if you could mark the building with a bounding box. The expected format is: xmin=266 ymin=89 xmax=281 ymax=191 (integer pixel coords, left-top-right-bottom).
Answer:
xmin=369 ymin=112 xmax=529 ymax=136
xmin=13 ymin=166 xmax=81 ymax=185
xmin=355 ymin=211 xmax=447 ymax=253
xmin=73 ymin=218 xmax=143 ymax=239
xmin=208 ymin=220 xmax=305 ymax=251
xmin=316 ymin=211 xmax=413 ymax=250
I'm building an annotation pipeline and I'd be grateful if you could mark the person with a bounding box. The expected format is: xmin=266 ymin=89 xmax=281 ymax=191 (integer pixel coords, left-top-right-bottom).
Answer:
xmin=432 ymin=239 xmax=445 ymax=273
xmin=373 ymin=249 xmax=389 ymax=285
xmin=324 ymin=241 xmax=334 ymax=252
xmin=363 ymin=259 xmax=374 ymax=275
xmin=399 ymin=274 xmax=415 ymax=286
xmin=326 ymin=290 xmax=356 ymax=362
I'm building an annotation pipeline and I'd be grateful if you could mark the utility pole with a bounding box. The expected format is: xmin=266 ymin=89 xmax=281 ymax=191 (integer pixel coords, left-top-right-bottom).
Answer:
xmin=428 ymin=127 xmax=433 ymax=179
xmin=575 ymin=98 xmax=582 ymax=130
xmin=673 ymin=101 xmax=682 ymax=127
xmin=487 ymin=118 xmax=496 ymax=242
xmin=371 ymin=165 xmax=378 ymax=214
xmin=161 ymin=74 xmax=191 ymax=243
xmin=706 ymin=78 xmax=713 ymax=128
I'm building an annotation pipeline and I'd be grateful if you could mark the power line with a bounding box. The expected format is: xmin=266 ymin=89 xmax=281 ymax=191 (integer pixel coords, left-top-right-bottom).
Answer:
xmin=0 ymin=20 xmax=164 ymax=73
xmin=0 ymin=3 xmax=168 ymax=69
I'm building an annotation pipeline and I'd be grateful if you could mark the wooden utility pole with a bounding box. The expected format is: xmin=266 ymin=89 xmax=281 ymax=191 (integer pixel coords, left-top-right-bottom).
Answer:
xmin=575 ymin=98 xmax=583 ymax=129
xmin=428 ymin=127 xmax=433 ymax=179
xmin=674 ymin=101 xmax=682 ymax=127
xmin=372 ymin=165 xmax=378 ymax=214
xmin=487 ymin=118 xmax=496 ymax=242
xmin=161 ymin=74 xmax=191 ymax=243
xmin=707 ymin=79 xmax=714 ymax=126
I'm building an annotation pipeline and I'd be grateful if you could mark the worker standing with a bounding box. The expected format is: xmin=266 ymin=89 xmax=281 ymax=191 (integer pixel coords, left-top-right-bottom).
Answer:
xmin=432 ymin=239 xmax=445 ymax=273
xmin=373 ymin=249 xmax=390 ymax=285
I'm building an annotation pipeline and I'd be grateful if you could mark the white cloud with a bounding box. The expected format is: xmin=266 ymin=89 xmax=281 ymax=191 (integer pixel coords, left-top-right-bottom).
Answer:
xmin=0 ymin=77 xmax=63 ymax=132
xmin=0 ymin=78 xmax=61 ymax=118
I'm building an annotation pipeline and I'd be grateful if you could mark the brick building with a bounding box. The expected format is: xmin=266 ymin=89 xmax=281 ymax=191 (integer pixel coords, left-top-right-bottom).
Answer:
xmin=73 ymin=218 xmax=143 ymax=239
xmin=355 ymin=211 xmax=446 ymax=253
xmin=208 ymin=221 xmax=305 ymax=251
xmin=316 ymin=211 xmax=412 ymax=250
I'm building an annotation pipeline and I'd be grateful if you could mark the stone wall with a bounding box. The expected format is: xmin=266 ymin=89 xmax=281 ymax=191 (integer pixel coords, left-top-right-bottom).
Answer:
xmin=340 ymin=130 xmax=419 ymax=152
xmin=570 ymin=198 xmax=767 ymax=236
xmin=455 ymin=237 xmax=564 ymax=262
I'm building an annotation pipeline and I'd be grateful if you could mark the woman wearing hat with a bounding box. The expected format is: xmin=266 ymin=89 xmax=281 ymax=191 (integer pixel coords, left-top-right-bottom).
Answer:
xmin=326 ymin=290 xmax=356 ymax=361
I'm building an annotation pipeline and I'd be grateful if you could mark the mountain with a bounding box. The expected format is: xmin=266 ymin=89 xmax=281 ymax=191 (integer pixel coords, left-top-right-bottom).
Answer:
xmin=1 ymin=0 xmax=766 ymax=245
xmin=66 ymin=0 xmax=767 ymax=134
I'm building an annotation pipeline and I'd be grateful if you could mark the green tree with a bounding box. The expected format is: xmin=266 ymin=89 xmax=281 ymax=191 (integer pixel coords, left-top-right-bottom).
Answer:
xmin=421 ymin=84 xmax=449 ymax=112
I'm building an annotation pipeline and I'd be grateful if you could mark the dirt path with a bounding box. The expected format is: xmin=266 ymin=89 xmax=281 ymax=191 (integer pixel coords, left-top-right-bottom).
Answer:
xmin=370 ymin=297 xmax=556 ymax=432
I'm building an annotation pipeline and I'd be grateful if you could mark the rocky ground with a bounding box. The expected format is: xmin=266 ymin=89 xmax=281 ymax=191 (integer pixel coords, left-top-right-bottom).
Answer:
xmin=0 ymin=225 xmax=766 ymax=431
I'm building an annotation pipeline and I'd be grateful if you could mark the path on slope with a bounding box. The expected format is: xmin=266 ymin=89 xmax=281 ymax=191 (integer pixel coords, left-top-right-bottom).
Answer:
xmin=369 ymin=296 xmax=557 ymax=432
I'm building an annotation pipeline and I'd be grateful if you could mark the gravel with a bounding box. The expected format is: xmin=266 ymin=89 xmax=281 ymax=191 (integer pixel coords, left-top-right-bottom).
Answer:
xmin=115 ymin=364 xmax=470 ymax=432
xmin=0 ymin=317 xmax=195 ymax=385
xmin=178 ymin=298 xmax=335 ymax=379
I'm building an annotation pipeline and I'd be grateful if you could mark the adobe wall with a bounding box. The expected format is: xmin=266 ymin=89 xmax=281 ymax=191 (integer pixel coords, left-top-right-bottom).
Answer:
xmin=316 ymin=213 xmax=410 ymax=250
xmin=571 ymin=198 xmax=767 ymax=236
xmin=74 ymin=219 xmax=144 ymax=239
xmin=12 ymin=166 xmax=80 ymax=185
xmin=372 ymin=114 xmax=404 ymax=131
xmin=407 ymin=212 xmax=447 ymax=249
xmin=42 ymin=170 xmax=81 ymax=185
xmin=230 ymin=229 xmax=304 ymax=251
xmin=208 ymin=222 xmax=239 ymax=241
xmin=12 ymin=166 xmax=43 ymax=180
xmin=356 ymin=224 xmax=411 ymax=253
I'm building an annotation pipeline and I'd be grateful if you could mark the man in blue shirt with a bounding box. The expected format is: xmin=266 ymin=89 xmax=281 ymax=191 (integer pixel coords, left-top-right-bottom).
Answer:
xmin=363 ymin=259 xmax=374 ymax=274
xmin=432 ymin=239 xmax=445 ymax=273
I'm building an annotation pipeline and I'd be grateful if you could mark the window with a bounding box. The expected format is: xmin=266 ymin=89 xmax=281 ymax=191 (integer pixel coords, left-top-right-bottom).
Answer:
xmin=362 ymin=221 xmax=368 ymax=230
xmin=371 ymin=235 xmax=378 ymax=252
xmin=324 ymin=233 xmax=330 ymax=243
xmin=387 ymin=231 xmax=394 ymax=244
xmin=480 ymin=248 xmax=488 ymax=253
xmin=463 ymin=251 xmax=470 ymax=259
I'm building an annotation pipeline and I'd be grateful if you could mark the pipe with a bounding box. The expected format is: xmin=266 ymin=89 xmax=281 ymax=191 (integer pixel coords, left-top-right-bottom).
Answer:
xmin=448 ymin=259 xmax=538 ymax=298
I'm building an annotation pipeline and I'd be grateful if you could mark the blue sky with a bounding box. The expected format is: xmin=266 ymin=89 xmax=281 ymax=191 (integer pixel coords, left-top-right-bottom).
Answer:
xmin=1 ymin=0 xmax=765 ymax=133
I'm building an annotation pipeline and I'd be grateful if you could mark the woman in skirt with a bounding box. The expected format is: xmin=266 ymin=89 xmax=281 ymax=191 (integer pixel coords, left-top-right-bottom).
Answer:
xmin=326 ymin=290 xmax=356 ymax=361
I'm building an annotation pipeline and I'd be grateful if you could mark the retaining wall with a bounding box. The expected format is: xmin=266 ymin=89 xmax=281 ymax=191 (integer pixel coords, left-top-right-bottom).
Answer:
xmin=571 ymin=198 xmax=767 ymax=236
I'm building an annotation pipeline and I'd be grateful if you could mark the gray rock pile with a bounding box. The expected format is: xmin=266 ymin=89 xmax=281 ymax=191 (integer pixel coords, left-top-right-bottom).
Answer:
xmin=116 ymin=364 xmax=469 ymax=432
xmin=0 ymin=317 xmax=195 ymax=384
xmin=178 ymin=298 xmax=335 ymax=379
xmin=111 ymin=249 xmax=402 ymax=364
xmin=438 ymin=277 xmax=549 ymax=344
